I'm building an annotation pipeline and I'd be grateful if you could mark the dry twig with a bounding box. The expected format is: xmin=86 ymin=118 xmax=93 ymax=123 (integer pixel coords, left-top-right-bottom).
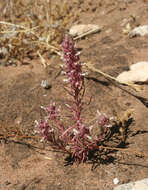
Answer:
xmin=85 ymin=62 xmax=142 ymax=91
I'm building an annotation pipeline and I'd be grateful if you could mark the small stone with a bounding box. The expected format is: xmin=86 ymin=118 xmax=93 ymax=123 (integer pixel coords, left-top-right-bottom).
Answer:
xmin=129 ymin=25 xmax=148 ymax=38
xmin=41 ymin=80 xmax=51 ymax=89
xmin=116 ymin=62 xmax=148 ymax=83
xmin=114 ymin=178 xmax=148 ymax=190
xmin=113 ymin=178 xmax=119 ymax=185
xmin=69 ymin=24 xmax=101 ymax=37
xmin=12 ymin=63 xmax=17 ymax=67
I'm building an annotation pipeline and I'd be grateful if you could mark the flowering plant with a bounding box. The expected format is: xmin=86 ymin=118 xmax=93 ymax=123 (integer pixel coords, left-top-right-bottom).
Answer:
xmin=35 ymin=35 xmax=113 ymax=163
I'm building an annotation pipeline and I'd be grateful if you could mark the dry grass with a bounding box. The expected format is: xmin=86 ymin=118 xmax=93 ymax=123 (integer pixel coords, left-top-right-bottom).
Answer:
xmin=0 ymin=0 xmax=79 ymax=66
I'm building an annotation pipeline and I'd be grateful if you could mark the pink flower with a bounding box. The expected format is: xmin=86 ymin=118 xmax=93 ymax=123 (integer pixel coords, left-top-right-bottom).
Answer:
xmin=37 ymin=119 xmax=53 ymax=141
xmin=97 ymin=110 xmax=112 ymax=128
xmin=45 ymin=102 xmax=59 ymax=120
xmin=62 ymin=35 xmax=84 ymax=91
xmin=35 ymin=35 xmax=114 ymax=163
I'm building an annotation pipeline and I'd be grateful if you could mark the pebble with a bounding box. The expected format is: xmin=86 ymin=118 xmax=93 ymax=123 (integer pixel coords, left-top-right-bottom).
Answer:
xmin=41 ymin=80 xmax=51 ymax=89
xmin=114 ymin=178 xmax=148 ymax=190
xmin=113 ymin=178 xmax=120 ymax=185
xmin=129 ymin=25 xmax=148 ymax=38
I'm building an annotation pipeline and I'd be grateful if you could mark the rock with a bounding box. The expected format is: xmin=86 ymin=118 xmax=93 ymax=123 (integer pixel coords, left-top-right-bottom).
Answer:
xmin=113 ymin=178 xmax=119 ymax=185
xmin=130 ymin=61 xmax=148 ymax=70
xmin=69 ymin=24 xmax=101 ymax=37
xmin=114 ymin=178 xmax=148 ymax=190
xmin=41 ymin=80 xmax=51 ymax=89
xmin=116 ymin=62 xmax=148 ymax=83
xmin=129 ymin=25 xmax=148 ymax=37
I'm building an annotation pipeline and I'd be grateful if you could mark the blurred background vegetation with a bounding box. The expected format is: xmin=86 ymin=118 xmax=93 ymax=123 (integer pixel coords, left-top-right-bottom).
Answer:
xmin=0 ymin=0 xmax=80 ymax=65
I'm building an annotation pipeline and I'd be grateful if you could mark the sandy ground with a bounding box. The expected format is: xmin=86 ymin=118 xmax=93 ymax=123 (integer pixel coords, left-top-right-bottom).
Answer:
xmin=0 ymin=0 xmax=148 ymax=189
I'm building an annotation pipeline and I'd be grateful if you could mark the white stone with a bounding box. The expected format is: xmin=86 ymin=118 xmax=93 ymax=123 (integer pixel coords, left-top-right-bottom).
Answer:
xmin=113 ymin=178 xmax=120 ymax=185
xmin=129 ymin=61 xmax=148 ymax=71
xmin=69 ymin=24 xmax=101 ymax=37
xmin=114 ymin=178 xmax=148 ymax=190
xmin=129 ymin=25 xmax=148 ymax=37
xmin=116 ymin=62 xmax=148 ymax=83
xmin=41 ymin=80 xmax=51 ymax=89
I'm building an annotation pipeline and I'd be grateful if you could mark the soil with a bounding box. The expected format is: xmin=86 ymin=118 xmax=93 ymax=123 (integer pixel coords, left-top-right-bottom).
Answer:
xmin=0 ymin=0 xmax=148 ymax=190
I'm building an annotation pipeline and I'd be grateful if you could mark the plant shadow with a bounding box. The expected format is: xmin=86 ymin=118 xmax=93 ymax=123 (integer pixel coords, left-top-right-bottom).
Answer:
xmin=131 ymin=130 xmax=148 ymax=137
xmin=85 ymin=76 xmax=109 ymax=87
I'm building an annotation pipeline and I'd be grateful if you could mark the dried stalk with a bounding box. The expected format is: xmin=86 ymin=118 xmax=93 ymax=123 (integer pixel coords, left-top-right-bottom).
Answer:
xmin=0 ymin=21 xmax=60 ymax=56
xmin=0 ymin=21 xmax=27 ymax=29
xmin=37 ymin=51 xmax=47 ymax=68
xmin=85 ymin=62 xmax=141 ymax=91
xmin=74 ymin=28 xmax=101 ymax=40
